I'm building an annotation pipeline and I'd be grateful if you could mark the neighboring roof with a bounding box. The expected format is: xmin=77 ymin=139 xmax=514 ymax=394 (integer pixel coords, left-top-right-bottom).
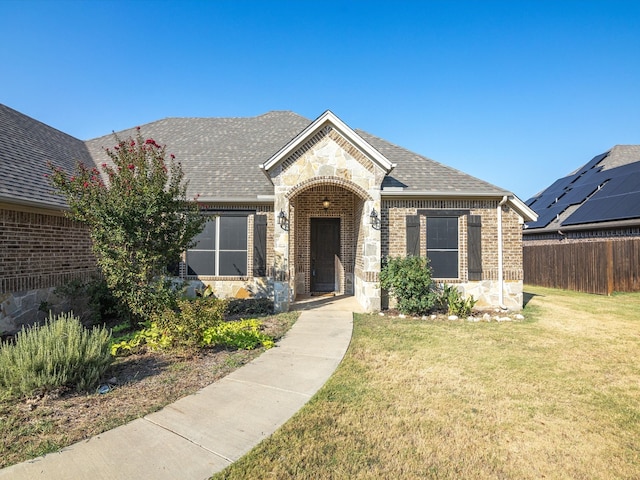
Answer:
xmin=525 ymin=145 xmax=640 ymax=233
xmin=1 ymin=103 xmax=532 ymax=218
xmin=0 ymin=104 xmax=93 ymax=209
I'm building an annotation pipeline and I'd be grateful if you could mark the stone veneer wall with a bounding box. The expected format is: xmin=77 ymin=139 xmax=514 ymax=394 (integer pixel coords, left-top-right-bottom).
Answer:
xmin=0 ymin=205 xmax=98 ymax=334
xmin=382 ymin=199 xmax=524 ymax=310
xmin=269 ymin=126 xmax=384 ymax=312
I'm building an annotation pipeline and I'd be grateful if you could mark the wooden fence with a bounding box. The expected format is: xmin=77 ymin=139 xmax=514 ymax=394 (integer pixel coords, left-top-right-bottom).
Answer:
xmin=523 ymin=238 xmax=640 ymax=295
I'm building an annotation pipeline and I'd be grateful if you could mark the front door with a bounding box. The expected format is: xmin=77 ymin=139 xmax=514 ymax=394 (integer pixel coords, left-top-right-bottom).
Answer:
xmin=311 ymin=218 xmax=340 ymax=292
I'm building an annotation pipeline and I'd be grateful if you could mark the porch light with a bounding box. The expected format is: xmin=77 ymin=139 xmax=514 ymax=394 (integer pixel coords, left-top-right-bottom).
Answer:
xmin=278 ymin=209 xmax=288 ymax=230
xmin=370 ymin=208 xmax=380 ymax=229
xmin=322 ymin=197 xmax=330 ymax=210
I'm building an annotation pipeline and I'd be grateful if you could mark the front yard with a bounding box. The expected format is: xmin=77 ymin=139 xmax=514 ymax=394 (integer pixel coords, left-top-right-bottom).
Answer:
xmin=214 ymin=286 xmax=640 ymax=479
xmin=0 ymin=311 xmax=299 ymax=469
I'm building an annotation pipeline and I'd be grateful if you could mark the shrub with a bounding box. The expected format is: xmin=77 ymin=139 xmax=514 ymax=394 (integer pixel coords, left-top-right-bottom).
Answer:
xmin=380 ymin=256 xmax=437 ymax=315
xmin=0 ymin=312 xmax=112 ymax=397
xmin=202 ymin=319 xmax=274 ymax=350
xmin=436 ymin=284 xmax=478 ymax=317
xmin=55 ymin=277 xmax=129 ymax=324
xmin=155 ymin=297 xmax=228 ymax=349
xmin=110 ymin=322 xmax=172 ymax=356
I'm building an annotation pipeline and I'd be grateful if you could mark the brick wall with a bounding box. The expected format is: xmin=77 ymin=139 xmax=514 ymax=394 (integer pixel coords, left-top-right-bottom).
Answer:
xmin=0 ymin=205 xmax=97 ymax=294
xmin=382 ymin=199 xmax=523 ymax=282
xmin=291 ymin=185 xmax=358 ymax=295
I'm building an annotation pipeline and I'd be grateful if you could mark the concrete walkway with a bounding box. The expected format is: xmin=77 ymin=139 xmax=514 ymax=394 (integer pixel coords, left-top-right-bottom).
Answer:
xmin=0 ymin=295 xmax=360 ymax=480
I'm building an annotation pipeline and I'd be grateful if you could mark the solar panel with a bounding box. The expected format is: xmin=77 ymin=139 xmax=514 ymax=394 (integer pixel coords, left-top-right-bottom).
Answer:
xmin=563 ymin=191 xmax=640 ymax=225
xmin=527 ymin=152 xmax=640 ymax=229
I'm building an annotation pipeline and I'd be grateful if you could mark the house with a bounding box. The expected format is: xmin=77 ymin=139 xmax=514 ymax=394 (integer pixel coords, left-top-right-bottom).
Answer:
xmin=523 ymin=145 xmax=640 ymax=294
xmin=1 ymin=104 xmax=536 ymax=333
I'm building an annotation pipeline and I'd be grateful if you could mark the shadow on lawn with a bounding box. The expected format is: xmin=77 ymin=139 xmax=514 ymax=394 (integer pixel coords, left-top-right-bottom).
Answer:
xmin=523 ymin=291 xmax=542 ymax=308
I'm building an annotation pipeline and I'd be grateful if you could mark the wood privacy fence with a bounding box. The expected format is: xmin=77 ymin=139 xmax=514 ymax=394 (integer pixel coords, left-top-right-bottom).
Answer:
xmin=523 ymin=239 xmax=640 ymax=295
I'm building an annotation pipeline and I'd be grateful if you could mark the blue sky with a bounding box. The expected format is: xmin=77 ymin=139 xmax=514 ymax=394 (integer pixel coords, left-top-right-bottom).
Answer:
xmin=1 ymin=0 xmax=639 ymax=200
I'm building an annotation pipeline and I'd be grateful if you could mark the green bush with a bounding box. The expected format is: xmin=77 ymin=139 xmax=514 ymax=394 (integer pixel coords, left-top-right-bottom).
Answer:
xmin=56 ymin=277 xmax=129 ymax=323
xmin=436 ymin=284 xmax=477 ymax=317
xmin=380 ymin=256 xmax=437 ymax=315
xmin=48 ymin=131 xmax=205 ymax=323
xmin=154 ymin=297 xmax=227 ymax=349
xmin=0 ymin=312 xmax=112 ymax=397
xmin=110 ymin=321 xmax=172 ymax=356
xmin=202 ymin=319 xmax=274 ymax=350
xmin=109 ymin=297 xmax=280 ymax=356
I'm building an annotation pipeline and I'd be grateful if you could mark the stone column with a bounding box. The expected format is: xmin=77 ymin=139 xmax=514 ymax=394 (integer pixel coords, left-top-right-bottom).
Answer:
xmin=272 ymin=189 xmax=290 ymax=312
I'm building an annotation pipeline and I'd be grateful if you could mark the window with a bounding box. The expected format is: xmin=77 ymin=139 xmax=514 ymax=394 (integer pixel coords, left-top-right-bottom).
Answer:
xmin=426 ymin=216 xmax=458 ymax=278
xmin=187 ymin=215 xmax=248 ymax=276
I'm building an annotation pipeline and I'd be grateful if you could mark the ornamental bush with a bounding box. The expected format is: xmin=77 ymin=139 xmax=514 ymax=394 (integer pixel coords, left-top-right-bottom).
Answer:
xmin=0 ymin=312 xmax=112 ymax=397
xmin=201 ymin=319 xmax=274 ymax=350
xmin=380 ymin=255 xmax=437 ymax=315
xmin=435 ymin=284 xmax=478 ymax=317
xmin=154 ymin=297 xmax=227 ymax=349
xmin=48 ymin=130 xmax=205 ymax=322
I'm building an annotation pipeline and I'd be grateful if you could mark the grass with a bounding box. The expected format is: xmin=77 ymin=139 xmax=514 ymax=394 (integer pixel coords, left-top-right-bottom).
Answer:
xmin=213 ymin=286 xmax=640 ymax=479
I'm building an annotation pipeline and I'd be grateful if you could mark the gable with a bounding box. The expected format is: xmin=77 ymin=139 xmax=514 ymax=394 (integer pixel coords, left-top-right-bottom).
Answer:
xmin=266 ymin=122 xmax=389 ymax=193
xmin=262 ymin=110 xmax=395 ymax=178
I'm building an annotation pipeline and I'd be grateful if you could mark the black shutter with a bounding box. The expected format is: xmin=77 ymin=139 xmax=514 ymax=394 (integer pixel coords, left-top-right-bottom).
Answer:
xmin=253 ymin=214 xmax=267 ymax=277
xmin=406 ymin=215 xmax=420 ymax=256
xmin=467 ymin=215 xmax=482 ymax=280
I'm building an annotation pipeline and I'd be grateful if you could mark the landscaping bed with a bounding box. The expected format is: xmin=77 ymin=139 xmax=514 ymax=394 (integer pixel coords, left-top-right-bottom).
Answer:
xmin=0 ymin=311 xmax=298 ymax=469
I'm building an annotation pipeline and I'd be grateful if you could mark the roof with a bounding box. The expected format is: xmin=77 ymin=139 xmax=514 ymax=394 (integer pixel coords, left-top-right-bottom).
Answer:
xmin=525 ymin=145 xmax=640 ymax=233
xmin=85 ymin=112 xmax=310 ymax=202
xmin=1 ymin=104 xmax=530 ymax=217
xmin=0 ymin=104 xmax=94 ymax=209
xmin=86 ymin=110 xmax=514 ymax=202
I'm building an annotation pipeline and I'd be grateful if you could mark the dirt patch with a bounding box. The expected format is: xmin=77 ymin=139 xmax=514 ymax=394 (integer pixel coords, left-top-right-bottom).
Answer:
xmin=0 ymin=312 xmax=298 ymax=469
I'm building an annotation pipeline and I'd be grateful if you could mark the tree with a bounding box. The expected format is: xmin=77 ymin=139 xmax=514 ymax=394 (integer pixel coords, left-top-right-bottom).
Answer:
xmin=48 ymin=129 xmax=205 ymax=322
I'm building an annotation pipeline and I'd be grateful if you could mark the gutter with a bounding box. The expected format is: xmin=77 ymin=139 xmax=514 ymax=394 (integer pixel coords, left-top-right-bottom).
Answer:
xmin=193 ymin=195 xmax=275 ymax=204
xmin=381 ymin=190 xmax=511 ymax=198
xmin=0 ymin=197 xmax=68 ymax=212
xmin=497 ymin=195 xmax=508 ymax=310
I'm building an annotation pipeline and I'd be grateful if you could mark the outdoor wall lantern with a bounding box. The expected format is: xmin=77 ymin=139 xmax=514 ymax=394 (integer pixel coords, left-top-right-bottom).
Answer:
xmin=278 ymin=209 xmax=288 ymax=230
xmin=370 ymin=208 xmax=381 ymax=230
xmin=322 ymin=197 xmax=330 ymax=210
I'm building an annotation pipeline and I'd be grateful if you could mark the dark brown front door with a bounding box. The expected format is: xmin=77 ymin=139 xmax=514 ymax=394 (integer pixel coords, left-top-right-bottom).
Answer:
xmin=311 ymin=218 xmax=340 ymax=292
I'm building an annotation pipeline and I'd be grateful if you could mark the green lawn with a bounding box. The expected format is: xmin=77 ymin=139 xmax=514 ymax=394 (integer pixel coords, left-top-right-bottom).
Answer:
xmin=213 ymin=286 xmax=640 ymax=479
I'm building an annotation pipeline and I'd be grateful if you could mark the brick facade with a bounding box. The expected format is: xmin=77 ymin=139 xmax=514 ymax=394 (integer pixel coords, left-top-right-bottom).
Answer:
xmin=0 ymin=204 xmax=97 ymax=333
xmin=382 ymin=199 xmax=524 ymax=308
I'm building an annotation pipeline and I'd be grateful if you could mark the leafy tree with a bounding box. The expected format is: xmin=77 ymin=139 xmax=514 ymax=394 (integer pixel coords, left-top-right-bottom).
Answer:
xmin=48 ymin=129 xmax=205 ymax=322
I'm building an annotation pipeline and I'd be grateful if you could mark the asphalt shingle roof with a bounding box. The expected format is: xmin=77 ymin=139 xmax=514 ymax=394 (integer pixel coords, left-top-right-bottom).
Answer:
xmin=84 ymin=112 xmax=310 ymax=201
xmin=358 ymin=130 xmax=508 ymax=195
xmin=2 ymin=106 xmax=511 ymax=208
xmin=0 ymin=104 xmax=94 ymax=209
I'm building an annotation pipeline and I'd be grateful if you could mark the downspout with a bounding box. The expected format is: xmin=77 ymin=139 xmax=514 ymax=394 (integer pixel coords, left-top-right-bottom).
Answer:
xmin=497 ymin=196 xmax=508 ymax=309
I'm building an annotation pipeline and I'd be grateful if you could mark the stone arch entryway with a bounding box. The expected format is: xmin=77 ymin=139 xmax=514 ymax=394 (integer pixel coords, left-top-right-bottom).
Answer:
xmin=264 ymin=111 xmax=395 ymax=311
xmin=286 ymin=178 xmax=371 ymax=299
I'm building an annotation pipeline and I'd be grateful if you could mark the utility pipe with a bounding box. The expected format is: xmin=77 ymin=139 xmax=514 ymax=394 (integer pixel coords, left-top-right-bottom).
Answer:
xmin=497 ymin=196 xmax=508 ymax=309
